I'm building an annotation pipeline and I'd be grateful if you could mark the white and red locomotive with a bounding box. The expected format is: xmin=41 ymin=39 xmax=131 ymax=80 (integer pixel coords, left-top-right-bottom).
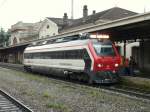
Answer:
xmin=23 ymin=34 xmax=121 ymax=84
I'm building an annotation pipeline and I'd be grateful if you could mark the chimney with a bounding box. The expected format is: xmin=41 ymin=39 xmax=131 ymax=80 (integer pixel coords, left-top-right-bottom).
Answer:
xmin=63 ymin=13 xmax=68 ymax=25
xmin=93 ymin=10 xmax=96 ymax=15
xmin=83 ymin=5 xmax=88 ymax=18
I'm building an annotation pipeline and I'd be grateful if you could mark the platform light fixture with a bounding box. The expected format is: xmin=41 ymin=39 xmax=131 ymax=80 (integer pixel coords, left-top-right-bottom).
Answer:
xmin=90 ymin=34 xmax=109 ymax=39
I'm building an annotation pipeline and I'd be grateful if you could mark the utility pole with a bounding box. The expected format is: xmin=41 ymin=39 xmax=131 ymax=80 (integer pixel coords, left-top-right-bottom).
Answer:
xmin=115 ymin=0 xmax=118 ymax=7
xmin=144 ymin=5 xmax=146 ymax=13
xmin=71 ymin=0 xmax=74 ymax=19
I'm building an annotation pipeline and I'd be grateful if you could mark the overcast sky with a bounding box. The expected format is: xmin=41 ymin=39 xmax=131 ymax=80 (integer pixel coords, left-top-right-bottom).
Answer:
xmin=0 ymin=0 xmax=150 ymax=30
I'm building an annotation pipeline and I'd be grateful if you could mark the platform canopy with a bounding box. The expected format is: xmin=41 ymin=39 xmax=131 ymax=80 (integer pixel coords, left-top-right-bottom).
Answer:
xmin=55 ymin=12 xmax=150 ymax=42
xmin=1 ymin=11 xmax=150 ymax=49
xmin=0 ymin=43 xmax=29 ymax=52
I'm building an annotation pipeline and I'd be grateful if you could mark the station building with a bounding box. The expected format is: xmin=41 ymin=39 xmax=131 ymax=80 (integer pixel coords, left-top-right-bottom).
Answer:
xmin=10 ymin=21 xmax=42 ymax=45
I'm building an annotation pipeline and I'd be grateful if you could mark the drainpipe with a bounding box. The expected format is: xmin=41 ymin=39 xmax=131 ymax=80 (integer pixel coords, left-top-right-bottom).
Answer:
xmin=123 ymin=40 xmax=126 ymax=64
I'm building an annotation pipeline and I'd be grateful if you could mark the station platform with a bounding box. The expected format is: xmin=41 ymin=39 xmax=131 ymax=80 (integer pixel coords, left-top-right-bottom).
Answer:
xmin=120 ymin=76 xmax=150 ymax=91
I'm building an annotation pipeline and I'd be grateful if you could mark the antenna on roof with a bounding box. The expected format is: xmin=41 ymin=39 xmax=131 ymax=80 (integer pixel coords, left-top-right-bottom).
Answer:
xmin=71 ymin=0 xmax=74 ymax=19
xmin=114 ymin=0 xmax=118 ymax=7
xmin=144 ymin=5 xmax=146 ymax=13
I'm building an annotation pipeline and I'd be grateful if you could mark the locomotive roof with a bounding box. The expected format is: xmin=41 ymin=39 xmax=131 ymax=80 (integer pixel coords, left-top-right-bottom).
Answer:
xmin=29 ymin=34 xmax=89 ymax=47
xmin=24 ymin=39 xmax=89 ymax=53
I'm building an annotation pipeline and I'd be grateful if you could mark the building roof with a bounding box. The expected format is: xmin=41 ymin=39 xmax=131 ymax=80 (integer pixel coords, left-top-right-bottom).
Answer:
xmin=27 ymin=21 xmax=43 ymax=33
xmin=46 ymin=7 xmax=137 ymax=32
xmin=64 ymin=7 xmax=138 ymax=29
xmin=11 ymin=21 xmax=42 ymax=33
xmin=47 ymin=17 xmax=74 ymax=26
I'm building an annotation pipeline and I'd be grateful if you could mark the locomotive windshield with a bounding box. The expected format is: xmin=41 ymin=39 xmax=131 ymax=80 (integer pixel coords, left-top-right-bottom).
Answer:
xmin=93 ymin=43 xmax=116 ymax=56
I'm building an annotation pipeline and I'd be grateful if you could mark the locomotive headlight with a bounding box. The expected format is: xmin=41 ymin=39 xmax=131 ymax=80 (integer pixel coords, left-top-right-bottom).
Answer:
xmin=98 ymin=64 xmax=103 ymax=67
xmin=115 ymin=63 xmax=119 ymax=67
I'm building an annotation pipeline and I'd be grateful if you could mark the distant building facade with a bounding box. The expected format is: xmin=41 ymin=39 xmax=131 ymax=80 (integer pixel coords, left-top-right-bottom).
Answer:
xmin=10 ymin=6 xmax=138 ymax=45
xmin=60 ymin=6 xmax=137 ymax=33
xmin=39 ymin=13 xmax=74 ymax=39
xmin=39 ymin=6 xmax=138 ymax=39
xmin=10 ymin=21 xmax=42 ymax=45
xmin=39 ymin=18 xmax=58 ymax=39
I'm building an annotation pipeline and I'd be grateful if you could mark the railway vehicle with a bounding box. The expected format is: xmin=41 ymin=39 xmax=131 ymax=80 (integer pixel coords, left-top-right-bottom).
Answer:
xmin=23 ymin=33 xmax=121 ymax=84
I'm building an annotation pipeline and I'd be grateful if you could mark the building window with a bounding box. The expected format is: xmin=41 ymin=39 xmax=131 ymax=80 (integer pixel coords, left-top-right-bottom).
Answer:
xmin=47 ymin=25 xmax=50 ymax=29
xmin=24 ymin=49 xmax=87 ymax=60
xmin=13 ymin=37 xmax=17 ymax=45
xmin=46 ymin=35 xmax=49 ymax=38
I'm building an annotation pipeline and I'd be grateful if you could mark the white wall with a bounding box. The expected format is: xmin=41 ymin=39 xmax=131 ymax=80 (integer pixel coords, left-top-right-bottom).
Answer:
xmin=116 ymin=42 xmax=139 ymax=59
xmin=39 ymin=19 xmax=58 ymax=39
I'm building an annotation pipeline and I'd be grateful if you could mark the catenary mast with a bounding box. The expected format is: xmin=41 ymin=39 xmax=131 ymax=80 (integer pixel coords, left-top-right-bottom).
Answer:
xmin=71 ymin=0 xmax=74 ymax=19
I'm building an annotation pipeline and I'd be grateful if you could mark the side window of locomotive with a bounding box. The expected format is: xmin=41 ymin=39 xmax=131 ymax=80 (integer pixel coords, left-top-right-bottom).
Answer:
xmin=51 ymin=52 xmax=54 ymax=59
xmin=24 ymin=53 xmax=27 ymax=59
xmin=24 ymin=53 xmax=29 ymax=59
xmin=82 ymin=49 xmax=90 ymax=59
xmin=63 ymin=50 xmax=81 ymax=59
xmin=29 ymin=53 xmax=33 ymax=59
xmin=76 ymin=50 xmax=80 ymax=59
xmin=55 ymin=52 xmax=59 ymax=59
xmin=32 ymin=53 xmax=35 ymax=59
xmin=62 ymin=51 xmax=65 ymax=59
xmin=43 ymin=52 xmax=49 ymax=59
xmin=78 ymin=50 xmax=83 ymax=59
xmin=33 ymin=53 xmax=38 ymax=59
xmin=64 ymin=51 xmax=68 ymax=59
xmin=71 ymin=50 xmax=82 ymax=59
xmin=77 ymin=50 xmax=82 ymax=59
xmin=58 ymin=51 xmax=64 ymax=59
xmin=70 ymin=50 xmax=77 ymax=59
xmin=25 ymin=53 xmax=33 ymax=59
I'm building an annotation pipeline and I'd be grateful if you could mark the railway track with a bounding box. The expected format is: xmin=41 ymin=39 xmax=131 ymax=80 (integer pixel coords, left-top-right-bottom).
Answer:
xmin=0 ymin=89 xmax=33 ymax=112
xmin=103 ymin=86 xmax=150 ymax=101
xmin=46 ymin=77 xmax=150 ymax=102
xmin=0 ymin=62 xmax=150 ymax=102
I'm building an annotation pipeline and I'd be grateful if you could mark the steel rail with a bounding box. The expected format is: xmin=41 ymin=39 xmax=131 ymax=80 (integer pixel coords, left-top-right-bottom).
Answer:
xmin=0 ymin=89 xmax=33 ymax=112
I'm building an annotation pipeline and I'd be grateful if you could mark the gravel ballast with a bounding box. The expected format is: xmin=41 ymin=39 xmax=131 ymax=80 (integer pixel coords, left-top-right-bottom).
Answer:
xmin=0 ymin=67 xmax=150 ymax=112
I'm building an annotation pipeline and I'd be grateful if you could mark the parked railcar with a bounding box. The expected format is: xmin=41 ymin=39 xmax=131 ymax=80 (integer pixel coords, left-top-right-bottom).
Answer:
xmin=23 ymin=34 xmax=121 ymax=84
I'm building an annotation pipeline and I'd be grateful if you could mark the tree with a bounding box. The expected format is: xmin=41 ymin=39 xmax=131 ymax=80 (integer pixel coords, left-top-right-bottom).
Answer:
xmin=0 ymin=28 xmax=10 ymax=47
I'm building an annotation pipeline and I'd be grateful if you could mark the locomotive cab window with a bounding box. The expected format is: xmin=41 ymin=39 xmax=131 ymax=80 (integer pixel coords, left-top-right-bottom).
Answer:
xmin=93 ymin=43 xmax=116 ymax=56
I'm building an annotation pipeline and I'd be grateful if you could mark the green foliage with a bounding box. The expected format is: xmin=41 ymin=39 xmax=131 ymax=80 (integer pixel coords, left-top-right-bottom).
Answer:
xmin=0 ymin=28 xmax=10 ymax=47
xmin=42 ymin=90 xmax=52 ymax=98
xmin=46 ymin=102 xmax=70 ymax=112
